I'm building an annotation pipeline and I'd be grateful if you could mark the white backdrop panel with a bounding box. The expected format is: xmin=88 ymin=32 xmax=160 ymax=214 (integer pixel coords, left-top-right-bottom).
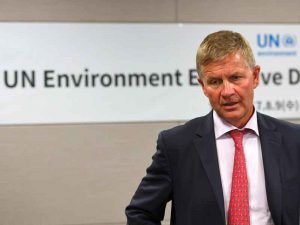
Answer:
xmin=0 ymin=23 xmax=299 ymax=124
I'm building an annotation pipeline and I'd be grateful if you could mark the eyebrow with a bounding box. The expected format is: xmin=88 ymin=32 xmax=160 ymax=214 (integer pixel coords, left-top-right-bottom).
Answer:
xmin=205 ymin=71 xmax=244 ymax=77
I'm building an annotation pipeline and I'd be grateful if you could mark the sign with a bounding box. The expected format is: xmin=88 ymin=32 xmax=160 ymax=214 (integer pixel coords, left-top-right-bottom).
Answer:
xmin=1 ymin=23 xmax=299 ymax=124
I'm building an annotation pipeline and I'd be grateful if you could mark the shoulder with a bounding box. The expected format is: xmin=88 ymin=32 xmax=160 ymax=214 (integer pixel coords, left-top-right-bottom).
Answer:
xmin=257 ymin=112 xmax=300 ymax=130
xmin=158 ymin=112 xmax=213 ymax=147
xmin=257 ymin=112 xmax=300 ymax=142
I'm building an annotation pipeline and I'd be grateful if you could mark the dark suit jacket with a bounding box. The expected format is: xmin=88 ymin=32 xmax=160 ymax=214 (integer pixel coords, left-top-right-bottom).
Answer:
xmin=126 ymin=112 xmax=300 ymax=225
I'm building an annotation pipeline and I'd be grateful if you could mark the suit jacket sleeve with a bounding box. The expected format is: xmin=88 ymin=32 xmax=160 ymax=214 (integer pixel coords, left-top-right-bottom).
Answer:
xmin=125 ymin=132 xmax=172 ymax=225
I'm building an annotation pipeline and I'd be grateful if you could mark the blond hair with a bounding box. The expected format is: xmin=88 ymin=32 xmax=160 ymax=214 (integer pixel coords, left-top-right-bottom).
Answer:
xmin=196 ymin=30 xmax=255 ymax=78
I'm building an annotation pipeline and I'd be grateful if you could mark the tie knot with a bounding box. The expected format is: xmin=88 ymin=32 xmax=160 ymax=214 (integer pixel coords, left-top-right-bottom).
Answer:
xmin=229 ymin=129 xmax=246 ymax=146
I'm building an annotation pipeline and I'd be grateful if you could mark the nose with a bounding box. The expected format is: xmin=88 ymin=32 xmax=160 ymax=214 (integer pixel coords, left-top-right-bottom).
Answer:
xmin=221 ymin=81 xmax=235 ymax=97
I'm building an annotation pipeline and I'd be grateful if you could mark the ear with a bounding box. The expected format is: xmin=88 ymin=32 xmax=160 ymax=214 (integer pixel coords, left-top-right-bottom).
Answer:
xmin=197 ymin=77 xmax=204 ymax=87
xmin=198 ymin=77 xmax=208 ymax=97
xmin=252 ymin=65 xmax=260 ymax=89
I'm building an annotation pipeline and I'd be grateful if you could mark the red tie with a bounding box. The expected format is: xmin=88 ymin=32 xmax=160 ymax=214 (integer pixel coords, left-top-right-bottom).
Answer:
xmin=228 ymin=129 xmax=250 ymax=225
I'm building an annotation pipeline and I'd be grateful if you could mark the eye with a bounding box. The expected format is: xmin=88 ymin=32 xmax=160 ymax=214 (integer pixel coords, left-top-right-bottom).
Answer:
xmin=207 ymin=78 xmax=222 ymax=86
xmin=230 ymin=75 xmax=242 ymax=81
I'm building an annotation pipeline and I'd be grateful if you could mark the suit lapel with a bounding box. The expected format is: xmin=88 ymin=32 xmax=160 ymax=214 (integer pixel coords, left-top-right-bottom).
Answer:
xmin=257 ymin=113 xmax=282 ymax=225
xmin=193 ymin=112 xmax=225 ymax=223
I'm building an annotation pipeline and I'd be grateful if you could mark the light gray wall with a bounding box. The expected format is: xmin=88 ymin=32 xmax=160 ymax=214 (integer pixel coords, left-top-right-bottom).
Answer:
xmin=0 ymin=1 xmax=300 ymax=225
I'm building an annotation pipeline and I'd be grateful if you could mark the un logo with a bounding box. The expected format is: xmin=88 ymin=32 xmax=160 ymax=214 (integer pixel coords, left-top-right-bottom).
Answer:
xmin=282 ymin=34 xmax=297 ymax=47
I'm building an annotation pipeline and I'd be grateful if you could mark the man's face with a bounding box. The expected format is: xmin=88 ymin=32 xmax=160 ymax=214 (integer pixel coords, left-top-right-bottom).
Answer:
xmin=198 ymin=52 xmax=260 ymax=128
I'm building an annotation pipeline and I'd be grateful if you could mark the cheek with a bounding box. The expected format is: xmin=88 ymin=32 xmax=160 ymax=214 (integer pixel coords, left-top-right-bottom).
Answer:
xmin=203 ymin=87 xmax=222 ymax=104
xmin=237 ymin=83 xmax=254 ymax=96
xmin=207 ymin=92 xmax=220 ymax=104
xmin=238 ymin=88 xmax=254 ymax=103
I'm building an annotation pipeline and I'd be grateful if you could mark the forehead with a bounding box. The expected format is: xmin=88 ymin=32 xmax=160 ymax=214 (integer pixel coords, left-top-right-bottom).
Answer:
xmin=202 ymin=53 xmax=250 ymax=76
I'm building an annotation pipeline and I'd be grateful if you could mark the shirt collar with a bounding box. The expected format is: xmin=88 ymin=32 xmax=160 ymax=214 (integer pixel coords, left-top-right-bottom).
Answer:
xmin=213 ymin=109 xmax=259 ymax=139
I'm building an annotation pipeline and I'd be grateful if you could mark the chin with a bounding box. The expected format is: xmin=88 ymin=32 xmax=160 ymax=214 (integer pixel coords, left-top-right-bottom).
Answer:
xmin=221 ymin=112 xmax=242 ymax=122
xmin=220 ymin=110 xmax=240 ymax=117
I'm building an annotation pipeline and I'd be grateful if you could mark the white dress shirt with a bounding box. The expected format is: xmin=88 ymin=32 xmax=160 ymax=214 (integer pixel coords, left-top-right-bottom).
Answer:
xmin=213 ymin=110 xmax=274 ymax=225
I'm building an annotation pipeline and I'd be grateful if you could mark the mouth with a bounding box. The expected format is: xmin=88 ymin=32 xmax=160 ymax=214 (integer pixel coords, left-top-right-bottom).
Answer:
xmin=222 ymin=101 xmax=239 ymax=110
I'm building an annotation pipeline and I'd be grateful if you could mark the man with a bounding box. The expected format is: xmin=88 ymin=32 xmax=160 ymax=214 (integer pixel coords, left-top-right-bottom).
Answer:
xmin=126 ymin=30 xmax=300 ymax=225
